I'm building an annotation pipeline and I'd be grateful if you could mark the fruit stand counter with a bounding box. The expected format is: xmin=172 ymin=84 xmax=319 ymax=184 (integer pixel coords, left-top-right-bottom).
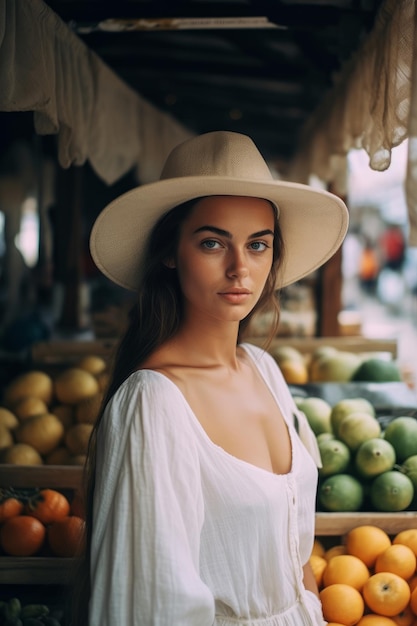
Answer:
xmin=2 ymin=465 xmax=417 ymax=585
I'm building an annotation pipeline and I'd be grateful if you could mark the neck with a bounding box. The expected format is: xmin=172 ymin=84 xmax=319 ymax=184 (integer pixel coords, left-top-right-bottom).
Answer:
xmin=172 ymin=314 xmax=242 ymax=369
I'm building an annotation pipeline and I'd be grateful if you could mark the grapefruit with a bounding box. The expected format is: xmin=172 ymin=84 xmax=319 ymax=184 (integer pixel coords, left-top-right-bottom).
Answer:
xmin=297 ymin=397 xmax=333 ymax=436
xmin=338 ymin=411 xmax=381 ymax=452
xmin=330 ymin=398 xmax=375 ymax=438
xmin=318 ymin=438 xmax=351 ymax=477
xmin=318 ymin=473 xmax=364 ymax=512
xmin=310 ymin=351 xmax=362 ymax=382
xmin=355 ymin=438 xmax=396 ymax=478
xmin=384 ymin=417 xmax=417 ymax=463
xmin=370 ymin=471 xmax=414 ymax=512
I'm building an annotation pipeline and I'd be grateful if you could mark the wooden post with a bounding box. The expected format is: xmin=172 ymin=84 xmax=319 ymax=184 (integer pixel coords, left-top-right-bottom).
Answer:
xmin=54 ymin=166 xmax=85 ymax=331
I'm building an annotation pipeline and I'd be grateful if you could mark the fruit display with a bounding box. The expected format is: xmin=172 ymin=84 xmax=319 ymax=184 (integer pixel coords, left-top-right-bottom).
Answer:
xmin=0 ymin=486 xmax=85 ymax=558
xmin=295 ymin=395 xmax=417 ymax=513
xmin=311 ymin=525 xmax=417 ymax=625
xmin=269 ymin=343 xmax=403 ymax=385
xmin=0 ymin=355 xmax=108 ymax=466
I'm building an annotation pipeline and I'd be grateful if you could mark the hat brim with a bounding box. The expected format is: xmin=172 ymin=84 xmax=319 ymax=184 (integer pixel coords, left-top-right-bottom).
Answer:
xmin=90 ymin=176 xmax=349 ymax=291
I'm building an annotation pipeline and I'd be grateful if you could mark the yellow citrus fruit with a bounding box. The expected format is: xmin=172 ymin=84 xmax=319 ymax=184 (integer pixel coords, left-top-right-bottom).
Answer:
xmin=311 ymin=537 xmax=326 ymax=557
xmin=309 ymin=554 xmax=327 ymax=589
xmin=375 ymin=544 xmax=417 ymax=580
xmin=394 ymin=529 xmax=417 ymax=558
xmin=322 ymin=554 xmax=370 ymax=590
xmin=278 ymin=359 xmax=308 ymax=384
xmin=346 ymin=525 xmax=391 ymax=568
xmin=320 ymin=583 xmax=364 ymax=625
xmin=357 ymin=616 xmax=397 ymax=625
xmin=324 ymin=544 xmax=347 ymax=561
xmin=363 ymin=572 xmax=411 ymax=617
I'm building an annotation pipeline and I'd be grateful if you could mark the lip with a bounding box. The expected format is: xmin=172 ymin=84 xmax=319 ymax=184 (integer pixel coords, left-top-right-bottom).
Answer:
xmin=218 ymin=288 xmax=251 ymax=295
xmin=218 ymin=289 xmax=252 ymax=303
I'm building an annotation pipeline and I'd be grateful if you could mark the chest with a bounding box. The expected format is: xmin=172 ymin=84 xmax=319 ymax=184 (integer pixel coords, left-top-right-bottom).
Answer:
xmin=178 ymin=367 xmax=293 ymax=475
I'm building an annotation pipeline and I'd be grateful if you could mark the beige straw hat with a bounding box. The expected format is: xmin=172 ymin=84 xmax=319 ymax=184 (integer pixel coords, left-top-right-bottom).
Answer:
xmin=90 ymin=131 xmax=349 ymax=290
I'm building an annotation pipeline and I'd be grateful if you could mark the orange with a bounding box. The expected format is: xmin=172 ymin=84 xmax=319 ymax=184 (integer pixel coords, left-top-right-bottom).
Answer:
xmin=392 ymin=606 xmax=415 ymax=626
xmin=320 ymin=583 xmax=365 ymax=625
xmin=0 ymin=497 xmax=24 ymax=523
xmin=409 ymin=575 xmax=417 ymax=593
xmin=0 ymin=515 xmax=46 ymax=556
xmin=25 ymin=489 xmax=70 ymax=525
xmin=357 ymin=616 xmax=397 ymax=625
xmin=394 ymin=530 xmax=417 ymax=558
xmin=322 ymin=554 xmax=370 ymax=590
xmin=375 ymin=544 xmax=417 ymax=580
xmin=324 ymin=544 xmax=347 ymax=561
xmin=409 ymin=585 xmax=417 ymax=615
xmin=47 ymin=515 xmax=85 ymax=557
xmin=311 ymin=537 xmax=326 ymax=558
xmin=346 ymin=525 xmax=391 ymax=567
xmin=363 ymin=572 xmax=410 ymax=617
xmin=309 ymin=554 xmax=327 ymax=589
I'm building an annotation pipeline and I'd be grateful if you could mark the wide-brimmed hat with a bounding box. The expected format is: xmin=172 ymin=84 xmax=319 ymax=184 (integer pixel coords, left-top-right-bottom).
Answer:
xmin=90 ymin=131 xmax=349 ymax=290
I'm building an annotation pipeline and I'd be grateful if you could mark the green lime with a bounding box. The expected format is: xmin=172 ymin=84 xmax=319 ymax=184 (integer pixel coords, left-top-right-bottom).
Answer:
xmin=318 ymin=474 xmax=364 ymax=512
xmin=370 ymin=470 xmax=414 ymax=511
xmin=383 ymin=417 xmax=417 ymax=463
xmin=351 ymin=357 xmax=402 ymax=382
xmin=399 ymin=454 xmax=417 ymax=490
xmin=318 ymin=439 xmax=351 ymax=477
xmin=355 ymin=438 xmax=396 ymax=478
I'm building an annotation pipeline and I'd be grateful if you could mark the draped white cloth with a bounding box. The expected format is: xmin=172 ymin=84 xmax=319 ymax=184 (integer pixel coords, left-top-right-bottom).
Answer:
xmin=1 ymin=0 xmax=417 ymax=242
xmin=0 ymin=0 xmax=193 ymax=185
xmin=289 ymin=0 xmax=417 ymax=245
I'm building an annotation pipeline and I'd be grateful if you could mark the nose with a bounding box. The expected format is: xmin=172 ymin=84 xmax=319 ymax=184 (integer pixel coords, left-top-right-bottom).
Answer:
xmin=226 ymin=249 xmax=249 ymax=279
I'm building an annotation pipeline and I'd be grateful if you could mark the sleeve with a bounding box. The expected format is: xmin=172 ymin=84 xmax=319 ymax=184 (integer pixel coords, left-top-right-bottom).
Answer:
xmin=89 ymin=373 xmax=215 ymax=626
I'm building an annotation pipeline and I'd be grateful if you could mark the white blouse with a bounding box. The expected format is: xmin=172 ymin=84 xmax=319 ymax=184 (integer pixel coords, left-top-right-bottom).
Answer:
xmin=89 ymin=343 xmax=326 ymax=626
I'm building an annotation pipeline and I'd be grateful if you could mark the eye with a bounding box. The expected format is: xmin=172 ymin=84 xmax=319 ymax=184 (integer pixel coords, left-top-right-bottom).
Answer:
xmin=249 ymin=241 xmax=269 ymax=251
xmin=202 ymin=239 xmax=221 ymax=250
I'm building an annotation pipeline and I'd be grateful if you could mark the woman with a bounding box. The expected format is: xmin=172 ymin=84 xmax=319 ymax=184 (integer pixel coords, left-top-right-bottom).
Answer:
xmin=82 ymin=131 xmax=349 ymax=625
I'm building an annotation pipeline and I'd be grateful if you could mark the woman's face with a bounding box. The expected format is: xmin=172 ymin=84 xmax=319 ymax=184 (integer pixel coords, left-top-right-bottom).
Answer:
xmin=173 ymin=195 xmax=275 ymax=325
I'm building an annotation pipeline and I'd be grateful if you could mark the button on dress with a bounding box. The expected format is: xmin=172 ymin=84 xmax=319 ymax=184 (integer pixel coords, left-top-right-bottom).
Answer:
xmin=89 ymin=343 xmax=326 ymax=626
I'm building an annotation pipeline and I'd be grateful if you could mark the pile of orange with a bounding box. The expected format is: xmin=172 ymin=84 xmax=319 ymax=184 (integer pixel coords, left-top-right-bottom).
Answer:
xmin=310 ymin=525 xmax=417 ymax=626
xmin=0 ymin=487 xmax=85 ymax=557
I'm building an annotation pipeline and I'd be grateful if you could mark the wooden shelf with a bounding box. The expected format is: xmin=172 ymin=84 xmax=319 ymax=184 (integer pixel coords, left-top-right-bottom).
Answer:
xmin=245 ymin=336 xmax=398 ymax=357
xmin=0 ymin=465 xmax=83 ymax=489
xmin=315 ymin=511 xmax=417 ymax=536
xmin=0 ymin=556 xmax=79 ymax=585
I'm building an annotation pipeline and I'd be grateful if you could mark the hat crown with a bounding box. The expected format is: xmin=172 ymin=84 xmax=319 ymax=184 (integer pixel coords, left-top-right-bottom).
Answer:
xmin=160 ymin=131 xmax=274 ymax=182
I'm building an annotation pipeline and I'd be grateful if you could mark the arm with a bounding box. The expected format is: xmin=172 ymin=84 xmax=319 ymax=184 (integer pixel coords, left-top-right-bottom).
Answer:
xmin=303 ymin=561 xmax=320 ymax=598
xmin=89 ymin=374 xmax=215 ymax=626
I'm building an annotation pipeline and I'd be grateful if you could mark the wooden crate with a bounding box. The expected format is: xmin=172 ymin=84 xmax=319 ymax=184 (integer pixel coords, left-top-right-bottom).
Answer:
xmin=0 ymin=465 xmax=84 ymax=585
xmin=245 ymin=336 xmax=398 ymax=358
xmin=31 ymin=339 xmax=117 ymax=365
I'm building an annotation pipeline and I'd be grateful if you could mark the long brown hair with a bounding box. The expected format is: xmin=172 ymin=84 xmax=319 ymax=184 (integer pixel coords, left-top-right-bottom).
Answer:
xmin=70 ymin=196 xmax=285 ymax=625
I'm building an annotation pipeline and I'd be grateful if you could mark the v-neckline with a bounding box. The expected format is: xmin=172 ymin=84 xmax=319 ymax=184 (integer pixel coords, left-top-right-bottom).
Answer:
xmin=135 ymin=343 xmax=295 ymax=478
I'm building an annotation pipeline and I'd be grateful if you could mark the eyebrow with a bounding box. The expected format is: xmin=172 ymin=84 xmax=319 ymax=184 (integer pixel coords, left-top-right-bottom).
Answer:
xmin=193 ymin=225 xmax=274 ymax=239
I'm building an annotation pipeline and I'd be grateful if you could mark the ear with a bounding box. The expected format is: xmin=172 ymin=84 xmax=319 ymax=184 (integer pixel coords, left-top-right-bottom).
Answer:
xmin=163 ymin=258 xmax=176 ymax=269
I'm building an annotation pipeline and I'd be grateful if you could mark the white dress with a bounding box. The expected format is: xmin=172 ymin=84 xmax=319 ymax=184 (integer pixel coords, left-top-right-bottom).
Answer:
xmin=89 ymin=343 xmax=326 ymax=626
